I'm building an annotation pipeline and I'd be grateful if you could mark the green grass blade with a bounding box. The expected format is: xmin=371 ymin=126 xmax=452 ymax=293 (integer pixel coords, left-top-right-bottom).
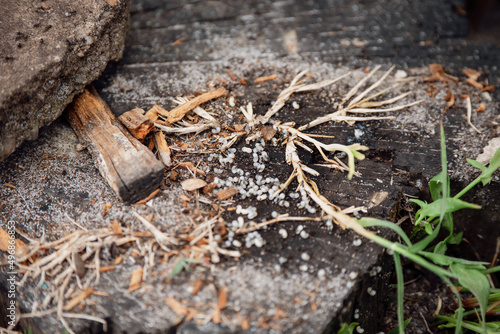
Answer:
xmin=357 ymin=217 xmax=412 ymax=246
xmin=393 ymin=253 xmax=405 ymax=334
xmin=439 ymin=123 xmax=449 ymax=222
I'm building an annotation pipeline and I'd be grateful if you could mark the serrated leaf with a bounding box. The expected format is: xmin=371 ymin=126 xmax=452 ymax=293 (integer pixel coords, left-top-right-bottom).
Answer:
xmin=450 ymin=264 xmax=490 ymax=333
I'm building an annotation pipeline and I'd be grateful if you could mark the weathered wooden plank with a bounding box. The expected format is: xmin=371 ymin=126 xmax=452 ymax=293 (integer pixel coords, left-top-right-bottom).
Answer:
xmin=65 ymin=86 xmax=164 ymax=204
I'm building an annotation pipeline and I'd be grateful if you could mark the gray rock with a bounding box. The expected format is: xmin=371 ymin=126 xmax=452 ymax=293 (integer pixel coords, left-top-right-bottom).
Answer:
xmin=0 ymin=0 xmax=130 ymax=161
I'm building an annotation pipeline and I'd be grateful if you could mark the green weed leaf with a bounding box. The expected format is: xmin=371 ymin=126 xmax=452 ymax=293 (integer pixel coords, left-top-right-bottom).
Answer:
xmin=169 ymin=258 xmax=201 ymax=278
xmin=429 ymin=170 xmax=450 ymax=201
xmin=433 ymin=240 xmax=448 ymax=255
xmin=436 ymin=315 xmax=500 ymax=333
xmin=409 ymin=219 xmax=442 ymax=253
xmin=467 ymin=147 xmax=500 ymax=186
xmin=337 ymin=322 xmax=359 ymax=334
xmin=411 ymin=198 xmax=481 ymax=224
xmin=450 ymin=264 xmax=490 ymax=333
xmin=419 ymin=252 xmax=488 ymax=267
xmin=388 ymin=318 xmax=411 ymax=334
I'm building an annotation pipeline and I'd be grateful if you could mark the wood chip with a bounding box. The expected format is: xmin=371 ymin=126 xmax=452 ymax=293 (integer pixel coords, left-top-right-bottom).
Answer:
xmin=136 ymin=188 xmax=161 ymax=205
xmin=261 ymin=126 xmax=277 ymax=141
xmin=64 ymin=287 xmax=94 ymax=311
xmin=202 ymin=183 xmax=216 ymax=194
xmin=91 ymin=291 xmax=110 ymax=297
xmin=216 ymin=188 xmax=239 ymax=200
xmin=442 ymin=89 xmax=455 ymax=114
xmin=233 ymin=124 xmax=245 ymax=132
xmin=255 ymin=74 xmax=278 ymax=83
xmin=225 ymin=70 xmax=238 ymax=80
xmin=177 ymin=162 xmax=206 ymax=176
xmin=0 ymin=227 xmax=29 ymax=258
xmin=241 ymin=318 xmax=250 ymax=330
xmin=218 ymin=288 xmax=227 ymax=310
xmin=165 ymin=297 xmax=187 ymax=316
xmin=153 ymin=131 xmax=171 ymax=166
xmin=4 ymin=183 xmax=15 ymax=189
xmin=212 ymin=307 xmax=221 ymax=324
xmin=98 ymin=266 xmax=116 ymax=273
xmin=424 ymin=63 xmax=459 ymax=83
xmin=181 ymin=178 xmax=207 ymax=192
xmin=172 ymin=37 xmax=186 ymax=46
xmin=112 ymin=220 xmax=123 ymax=236
xmin=476 ymin=103 xmax=486 ymax=112
xmin=118 ymin=108 xmax=154 ymax=140
xmin=466 ymin=78 xmax=484 ymax=89
xmin=166 ymin=88 xmax=228 ymax=125
xmin=192 ymin=280 xmax=203 ymax=296
xmin=180 ymin=194 xmax=191 ymax=202
xmin=462 ymin=68 xmax=482 ymax=81
xmin=146 ymin=104 xmax=169 ymax=120
xmin=482 ymin=85 xmax=495 ymax=92
xmin=114 ymin=256 xmax=123 ymax=265
xmin=128 ymin=267 xmax=143 ymax=291
xmin=367 ymin=191 xmax=389 ymax=209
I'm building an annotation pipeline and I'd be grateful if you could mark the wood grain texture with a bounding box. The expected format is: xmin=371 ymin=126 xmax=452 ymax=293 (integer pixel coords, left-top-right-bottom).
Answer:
xmin=65 ymin=86 xmax=164 ymax=203
xmin=118 ymin=108 xmax=153 ymax=140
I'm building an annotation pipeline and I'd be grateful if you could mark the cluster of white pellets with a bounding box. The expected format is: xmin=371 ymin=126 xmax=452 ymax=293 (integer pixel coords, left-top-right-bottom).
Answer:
xmin=235 ymin=205 xmax=258 ymax=219
xmin=295 ymin=225 xmax=310 ymax=239
xmin=369 ymin=266 xmax=382 ymax=277
xmin=244 ymin=231 xmax=266 ymax=248
xmin=214 ymin=173 xmax=281 ymax=201
xmin=207 ymin=147 xmax=237 ymax=166
xmin=240 ymin=138 xmax=269 ymax=172
xmin=296 ymin=186 xmax=318 ymax=214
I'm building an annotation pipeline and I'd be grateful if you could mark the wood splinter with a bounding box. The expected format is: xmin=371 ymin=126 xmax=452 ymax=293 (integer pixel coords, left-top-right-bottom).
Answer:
xmin=65 ymin=86 xmax=164 ymax=204
xmin=118 ymin=108 xmax=154 ymax=140
xmin=153 ymin=131 xmax=172 ymax=166
xmin=155 ymin=87 xmax=228 ymax=125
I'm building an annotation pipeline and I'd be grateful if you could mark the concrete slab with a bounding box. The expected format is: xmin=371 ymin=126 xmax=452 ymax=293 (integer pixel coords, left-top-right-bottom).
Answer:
xmin=0 ymin=0 xmax=130 ymax=161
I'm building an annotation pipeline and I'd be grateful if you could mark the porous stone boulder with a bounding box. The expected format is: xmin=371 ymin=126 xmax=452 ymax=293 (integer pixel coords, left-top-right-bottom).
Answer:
xmin=0 ymin=0 xmax=129 ymax=161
